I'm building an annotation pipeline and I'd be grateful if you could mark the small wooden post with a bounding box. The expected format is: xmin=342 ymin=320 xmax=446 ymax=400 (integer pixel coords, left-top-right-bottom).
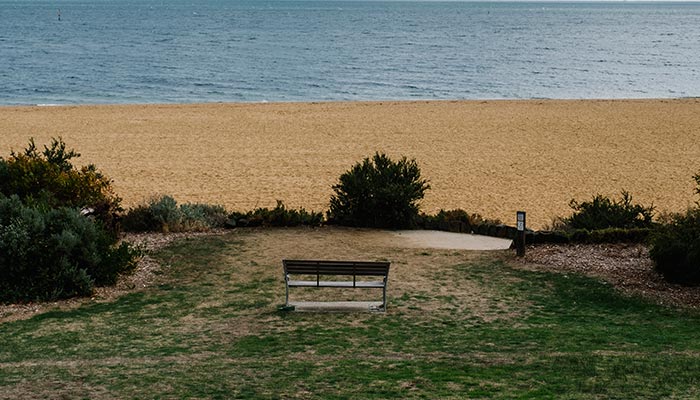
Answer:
xmin=516 ymin=211 xmax=526 ymax=257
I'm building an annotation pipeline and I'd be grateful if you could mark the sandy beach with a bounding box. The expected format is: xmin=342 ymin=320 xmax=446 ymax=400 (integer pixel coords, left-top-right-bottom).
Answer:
xmin=1 ymin=99 xmax=699 ymax=228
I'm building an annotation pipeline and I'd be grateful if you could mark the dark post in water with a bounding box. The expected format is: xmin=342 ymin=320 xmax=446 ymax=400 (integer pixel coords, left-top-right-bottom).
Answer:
xmin=516 ymin=211 xmax=526 ymax=257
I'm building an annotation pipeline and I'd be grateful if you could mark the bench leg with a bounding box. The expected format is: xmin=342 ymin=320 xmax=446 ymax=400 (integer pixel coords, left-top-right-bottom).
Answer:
xmin=285 ymin=283 xmax=289 ymax=307
xmin=382 ymin=285 xmax=387 ymax=310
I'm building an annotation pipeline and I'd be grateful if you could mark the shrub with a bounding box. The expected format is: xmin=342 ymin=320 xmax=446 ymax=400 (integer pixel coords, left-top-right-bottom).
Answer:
xmin=0 ymin=138 xmax=122 ymax=235
xmin=0 ymin=138 xmax=138 ymax=303
xmin=563 ymin=191 xmax=654 ymax=231
xmin=650 ymin=173 xmax=700 ymax=284
xmin=650 ymin=209 xmax=700 ymax=285
xmin=180 ymin=203 xmax=229 ymax=231
xmin=146 ymin=195 xmax=182 ymax=232
xmin=229 ymin=200 xmax=323 ymax=227
xmin=122 ymin=195 xmax=228 ymax=232
xmin=327 ymin=153 xmax=430 ymax=229
xmin=0 ymin=195 xmax=139 ymax=303
xmin=120 ymin=203 xmax=160 ymax=232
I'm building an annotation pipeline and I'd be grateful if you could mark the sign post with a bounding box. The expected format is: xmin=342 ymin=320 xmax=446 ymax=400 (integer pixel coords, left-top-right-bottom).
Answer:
xmin=516 ymin=211 xmax=526 ymax=257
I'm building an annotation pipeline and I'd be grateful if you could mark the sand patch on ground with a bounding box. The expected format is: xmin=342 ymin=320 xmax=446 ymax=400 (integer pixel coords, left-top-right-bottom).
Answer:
xmin=2 ymin=99 xmax=699 ymax=228
xmin=390 ymin=230 xmax=512 ymax=250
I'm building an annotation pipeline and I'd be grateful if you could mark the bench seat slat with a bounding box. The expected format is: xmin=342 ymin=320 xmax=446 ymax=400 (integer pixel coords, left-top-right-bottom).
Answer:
xmin=286 ymin=270 xmax=388 ymax=276
xmin=285 ymin=260 xmax=389 ymax=265
xmin=287 ymin=280 xmax=385 ymax=288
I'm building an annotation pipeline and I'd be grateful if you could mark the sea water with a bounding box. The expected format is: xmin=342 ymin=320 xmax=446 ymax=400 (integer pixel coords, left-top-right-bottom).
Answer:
xmin=1 ymin=0 xmax=699 ymax=105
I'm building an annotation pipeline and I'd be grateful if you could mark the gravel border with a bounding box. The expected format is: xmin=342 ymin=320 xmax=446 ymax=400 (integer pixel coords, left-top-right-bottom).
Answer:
xmin=518 ymin=243 xmax=700 ymax=310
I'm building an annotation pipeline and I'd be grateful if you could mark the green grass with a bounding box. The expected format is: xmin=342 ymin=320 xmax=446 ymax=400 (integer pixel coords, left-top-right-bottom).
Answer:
xmin=2 ymin=232 xmax=700 ymax=399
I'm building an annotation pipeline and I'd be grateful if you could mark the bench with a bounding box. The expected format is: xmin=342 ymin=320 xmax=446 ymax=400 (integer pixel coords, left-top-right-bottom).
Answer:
xmin=283 ymin=259 xmax=390 ymax=310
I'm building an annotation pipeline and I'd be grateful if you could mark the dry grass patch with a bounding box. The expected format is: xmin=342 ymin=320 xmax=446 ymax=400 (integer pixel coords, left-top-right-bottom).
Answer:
xmin=3 ymin=228 xmax=700 ymax=399
xmin=214 ymin=227 xmax=527 ymax=323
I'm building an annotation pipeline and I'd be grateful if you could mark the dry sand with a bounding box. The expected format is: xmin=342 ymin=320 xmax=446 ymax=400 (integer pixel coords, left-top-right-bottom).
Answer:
xmin=1 ymin=99 xmax=699 ymax=228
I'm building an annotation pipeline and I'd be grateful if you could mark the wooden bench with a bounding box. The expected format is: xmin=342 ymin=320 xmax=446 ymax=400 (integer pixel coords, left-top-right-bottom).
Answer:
xmin=283 ymin=259 xmax=390 ymax=310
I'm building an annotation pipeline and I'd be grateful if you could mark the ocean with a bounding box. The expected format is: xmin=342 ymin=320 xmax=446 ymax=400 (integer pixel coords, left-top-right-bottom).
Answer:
xmin=1 ymin=0 xmax=699 ymax=105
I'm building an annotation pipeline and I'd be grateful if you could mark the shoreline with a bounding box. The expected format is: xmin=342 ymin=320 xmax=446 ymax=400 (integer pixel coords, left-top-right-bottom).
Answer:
xmin=3 ymin=96 xmax=700 ymax=109
xmin=2 ymin=98 xmax=699 ymax=228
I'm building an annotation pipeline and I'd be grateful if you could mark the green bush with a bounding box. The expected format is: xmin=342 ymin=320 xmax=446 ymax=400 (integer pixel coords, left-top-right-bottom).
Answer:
xmin=327 ymin=153 xmax=430 ymax=229
xmin=148 ymin=195 xmax=182 ymax=231
xmin=563 ymin=191 xmax=654 ymax=231
xmin=229 ymin=200 xmax=323 ymax=227
xmin=180 ymin=203 xmax=229 ymax=231
xmin=120 ymin=203 xmax=159 ymax=232
xmin=122 ymin=195 xmax=228 ymax=232
xmin=650 ymin=209 xmax=700 ymax=285
xmin=0 ymin=138 xmax=122 ymax=235
xmin=0 ymin=138 xmax=138 ymax=302
xmin=650 ymin=173 xmax=700 ymax=285
xmin=0 ymin=195 xmax=139 ymax=303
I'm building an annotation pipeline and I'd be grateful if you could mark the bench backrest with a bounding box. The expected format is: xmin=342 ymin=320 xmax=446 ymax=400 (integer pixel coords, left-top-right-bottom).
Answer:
xmin=283 ymin=259 xmax=390 ymax=277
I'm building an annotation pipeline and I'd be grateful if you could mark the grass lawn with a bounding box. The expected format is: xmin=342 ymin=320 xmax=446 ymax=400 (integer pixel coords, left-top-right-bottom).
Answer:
xmin=1 ymin=227 xmax=700 ymax=399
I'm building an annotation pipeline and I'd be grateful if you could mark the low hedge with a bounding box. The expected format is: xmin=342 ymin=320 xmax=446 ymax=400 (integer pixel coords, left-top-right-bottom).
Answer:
xmin=228 ymin=201 xmax=323 ymax=228
xmin=526 ymin=227 xmax=652 ymax=245
xmin=417 ymin=209 xmax=502 ymax=234
xmin=417 ymin=213 xmax=652 ymax=245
